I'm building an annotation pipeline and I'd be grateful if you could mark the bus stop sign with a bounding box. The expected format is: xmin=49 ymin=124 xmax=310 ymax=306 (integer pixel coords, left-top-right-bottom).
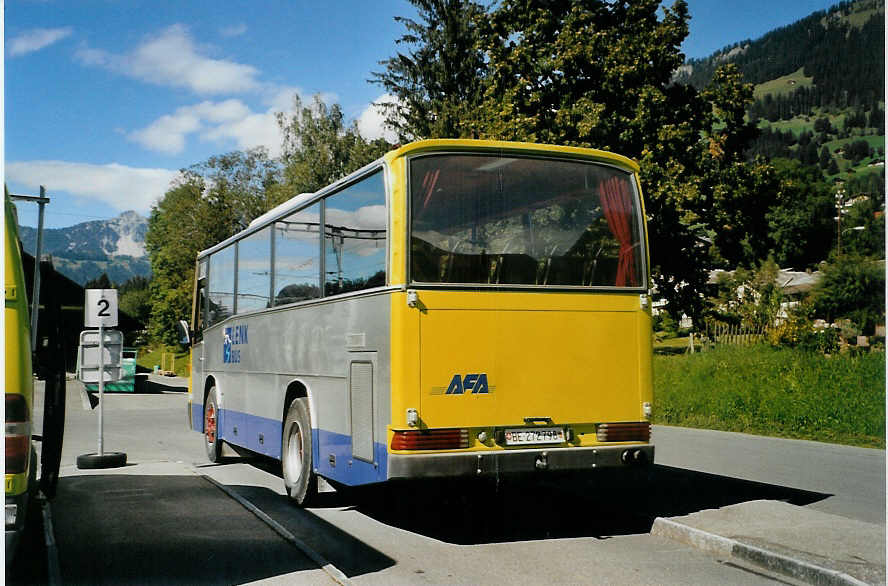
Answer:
xmin=84 ymin=289 xmax=118 ymax=328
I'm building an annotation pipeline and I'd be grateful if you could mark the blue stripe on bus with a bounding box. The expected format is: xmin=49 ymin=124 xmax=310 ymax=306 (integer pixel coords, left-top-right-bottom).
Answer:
xmin=314 ymin=429 xmax=387 ymax=486
xmin=192 ymin=404 xmax=387 ymax=486
xmin=220 ymin=410 xmax=284 ymax=459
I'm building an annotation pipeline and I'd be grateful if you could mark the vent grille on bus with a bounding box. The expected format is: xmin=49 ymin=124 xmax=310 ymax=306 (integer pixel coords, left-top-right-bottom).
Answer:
xmin=596 ymin=422 xmax=650 ymax=443
xmin=349 ymin=361 xmax=374 ymax=462
xmin=391 ymin=429 xmax=469 ymax=451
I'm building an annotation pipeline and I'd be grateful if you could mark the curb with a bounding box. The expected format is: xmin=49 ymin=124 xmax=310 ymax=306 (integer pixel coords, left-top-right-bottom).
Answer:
xmin=41 ymin=497 xmax=62 ymax=586
xmin=651 ymin=517 xmax=870 ymax=586
xmin=200 ymin=474 xmax=352 ymax=586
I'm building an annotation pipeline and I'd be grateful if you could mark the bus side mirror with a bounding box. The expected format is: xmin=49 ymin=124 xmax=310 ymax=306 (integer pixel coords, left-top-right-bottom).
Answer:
xmin=176 ymin=320 xmax=191 ymax=346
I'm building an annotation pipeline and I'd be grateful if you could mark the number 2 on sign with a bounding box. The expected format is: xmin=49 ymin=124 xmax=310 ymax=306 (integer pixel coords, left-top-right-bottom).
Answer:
xmin=85 ymin=289 xmax=118 ymax=327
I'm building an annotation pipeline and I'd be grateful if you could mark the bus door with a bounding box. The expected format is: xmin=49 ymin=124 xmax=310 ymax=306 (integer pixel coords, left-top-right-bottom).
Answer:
xmin=190 ymin=262 xmax=208 ymax=429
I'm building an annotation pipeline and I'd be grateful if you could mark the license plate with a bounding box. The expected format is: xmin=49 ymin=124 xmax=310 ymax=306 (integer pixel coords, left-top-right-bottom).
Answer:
xmin=504 ymin=427 xmax=565 ymax=446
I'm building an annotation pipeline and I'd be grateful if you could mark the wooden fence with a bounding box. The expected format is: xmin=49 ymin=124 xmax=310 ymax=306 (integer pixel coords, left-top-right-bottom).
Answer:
xmin=704 ymin=322 xmax=773 ymax=347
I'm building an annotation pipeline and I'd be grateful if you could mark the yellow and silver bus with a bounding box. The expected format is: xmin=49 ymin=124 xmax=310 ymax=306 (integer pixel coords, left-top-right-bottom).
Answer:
xmin=184 ymin=139 xmax=653 ymax=505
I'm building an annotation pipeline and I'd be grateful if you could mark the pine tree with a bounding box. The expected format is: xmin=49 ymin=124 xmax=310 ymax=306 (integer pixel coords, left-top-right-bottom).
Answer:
xmin=371 ymin=0 xmax=488 ymax=140
xmin=819 ymin=146 xmax=832 ymax=169
xmin=827 ymin=157 xmax=840 ymax=175
xmin=84 ymin=273 xmax=113 ymax=289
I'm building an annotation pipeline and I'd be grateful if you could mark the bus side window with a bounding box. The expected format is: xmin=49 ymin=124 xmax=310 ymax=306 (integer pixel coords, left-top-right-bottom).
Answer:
xmin=207 ymin=245 xmax=235 ymax=325
xmin=195 ymin=285 xmax=206 ymax=340
xmin=236 ymin=226 xmax=271 ymax=313
xmin=323 ymin=170 xmax=387 ymax=296
xmin=274 ymin=202 xmax=321 ymax=306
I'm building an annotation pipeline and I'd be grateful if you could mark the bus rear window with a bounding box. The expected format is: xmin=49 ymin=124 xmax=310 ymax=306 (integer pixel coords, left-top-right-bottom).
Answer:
xmin=409 ymin=154 xmax=644 ymax=288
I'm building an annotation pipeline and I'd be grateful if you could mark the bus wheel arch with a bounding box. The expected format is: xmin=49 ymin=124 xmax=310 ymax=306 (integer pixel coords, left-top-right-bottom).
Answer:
xmin=282 ymin=380 xmax=311 ymax=424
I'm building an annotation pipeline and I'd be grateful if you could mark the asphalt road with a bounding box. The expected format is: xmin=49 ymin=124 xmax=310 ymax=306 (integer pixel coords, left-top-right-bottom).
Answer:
xmin=11 ymin=377 xmax=885 ymax=585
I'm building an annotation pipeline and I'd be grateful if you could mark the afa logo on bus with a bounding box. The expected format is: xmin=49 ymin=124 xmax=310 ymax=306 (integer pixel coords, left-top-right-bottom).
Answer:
xmin=445 ymin=373 xmax=489 ymax=394
xmin=223 ymin=325 xmax=249 ymax=364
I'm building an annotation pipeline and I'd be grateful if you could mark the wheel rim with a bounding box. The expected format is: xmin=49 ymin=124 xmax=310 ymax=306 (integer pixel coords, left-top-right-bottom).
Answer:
xmin=286 ymin=422 xmax=304 ymax=481
xmin=205 ymin=403 xmax=217 ymax=445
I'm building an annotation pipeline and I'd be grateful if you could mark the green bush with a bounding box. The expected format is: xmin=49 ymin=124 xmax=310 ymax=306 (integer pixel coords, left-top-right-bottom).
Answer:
xmin=767 ymin=305 xmax=840 ymax=354
xmin=653 ymin=344 xmax=885 ymax=448
xmin=813 ymin=255 xmax=885 ymax=334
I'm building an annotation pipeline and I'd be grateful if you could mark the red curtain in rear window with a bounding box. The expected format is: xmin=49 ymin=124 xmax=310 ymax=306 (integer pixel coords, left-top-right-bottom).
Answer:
xmin=599 ymin=176 xmax=638 ymax=287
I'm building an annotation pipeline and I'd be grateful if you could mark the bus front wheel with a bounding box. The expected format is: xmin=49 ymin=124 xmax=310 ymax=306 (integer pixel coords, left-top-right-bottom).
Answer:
xmin=204 ymin=387 xmax=222 ymax=463
xmin=282 ymin=398 xmax=317 ymax=506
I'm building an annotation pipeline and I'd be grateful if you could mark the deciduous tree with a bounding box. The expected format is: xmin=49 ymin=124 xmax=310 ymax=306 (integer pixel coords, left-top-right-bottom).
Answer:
xmin=274 ymin=95 xmax=391 ymax=200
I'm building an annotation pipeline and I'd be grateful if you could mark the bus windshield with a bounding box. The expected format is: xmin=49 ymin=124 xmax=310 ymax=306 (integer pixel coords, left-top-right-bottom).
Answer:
xmin=410 ymin=154 xmax=645 ymax=288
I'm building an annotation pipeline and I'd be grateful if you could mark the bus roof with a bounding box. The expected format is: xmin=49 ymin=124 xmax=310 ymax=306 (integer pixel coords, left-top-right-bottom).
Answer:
xmin=247 ymin=192 xmax=315 ymax=230
xmin=197 ymin=139 xmax=640 ymax=260
xmin=383 ymin=139 xmax=640 ymax=173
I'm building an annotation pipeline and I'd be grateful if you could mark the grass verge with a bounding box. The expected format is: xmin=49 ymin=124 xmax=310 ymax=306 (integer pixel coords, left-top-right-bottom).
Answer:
xmin=135 ymin=345 xmax=190 ymax=377
xmin=653 ymin=344 xmax=885 ymax=448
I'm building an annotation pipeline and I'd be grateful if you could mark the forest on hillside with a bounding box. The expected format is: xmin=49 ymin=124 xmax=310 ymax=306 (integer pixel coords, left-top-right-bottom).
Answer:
xmin=677 ymin=0 xmax=884 ymax=110
xmin=677 ymin=0 xmax=885 ymax=187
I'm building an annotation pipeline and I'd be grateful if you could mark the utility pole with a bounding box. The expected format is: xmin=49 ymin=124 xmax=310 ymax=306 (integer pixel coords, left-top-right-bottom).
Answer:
xmin=9 ymin=186 xmax=50 ymax=352
xmin=835 ymin=186 xmax=846 ymax=257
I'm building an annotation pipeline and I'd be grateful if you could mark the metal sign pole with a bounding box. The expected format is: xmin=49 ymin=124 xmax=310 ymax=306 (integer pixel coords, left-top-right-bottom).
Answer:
xmin=29 ymin=188 xmax=47 ymax=352
xmin=98 ymin=323 xmax=104 ymax=457
xmin=77 ymin=289 xmax=126 ymax=469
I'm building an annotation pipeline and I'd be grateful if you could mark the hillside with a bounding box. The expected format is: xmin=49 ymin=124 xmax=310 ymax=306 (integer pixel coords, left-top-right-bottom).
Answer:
xmin=19 ymin=210 xmax=152 ymax=285
xmin=676 ymin=0 xmax=884 ymax=186
xmin=676 ymin=0 xmax=884 ymax=109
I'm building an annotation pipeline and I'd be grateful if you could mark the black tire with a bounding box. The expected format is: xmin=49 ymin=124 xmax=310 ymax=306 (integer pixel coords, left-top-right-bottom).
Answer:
xmin=76 ymin=452 xmax=127 ymax=469
xmin=204 ymin=387 xmax=223 ymax=463
xmin=282 ymin=398 xmax=317 ymax=506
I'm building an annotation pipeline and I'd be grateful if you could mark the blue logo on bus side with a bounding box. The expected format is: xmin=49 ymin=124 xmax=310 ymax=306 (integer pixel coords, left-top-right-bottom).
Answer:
xmin=445 ymin=373 xmax=489 ymax=394
xmin=223 ymin=325 xmax=248 ymax=364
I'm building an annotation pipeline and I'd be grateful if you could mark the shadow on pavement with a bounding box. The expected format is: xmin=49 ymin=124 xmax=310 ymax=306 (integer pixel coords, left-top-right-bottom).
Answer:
xmin=135 ymin=374 xmax=187 ymax=394
xmin=82 ymin=374 xmax=187 ymax=396
xmin=49 ymin=474 xmax=383 ymax=585
xmin=6 ymin=496 xmax=48 ymax=586
xmin=228 ymin=484 xmax=396 ymax=579
xmin=337 ymin=464 xmax=830 ymax=545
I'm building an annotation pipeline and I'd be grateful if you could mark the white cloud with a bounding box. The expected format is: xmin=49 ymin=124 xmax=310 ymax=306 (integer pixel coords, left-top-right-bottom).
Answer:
xmin=129 ymin=99 xmax=252 ymax=154
xmin=201 ymin=109 xmax=283 ymax=155
xmin=75 ymin=24 xmax=260 ymax=94
xmin=220 ymin=23 xmax=247 ymax=38
xmin=129 ymin=90 xmax=308 ymax=157
xmin=357 ymin=94 xmax=399 ymax=143
xmin=8 ymin=27 xmax=73 ymax=57
xmin=5 ymin=161 xmax=178 ymax=213
xmin=128 ymin=88 xmax=388 ymax=159
xmin=128 ymin=111 xmax=201 ymax=155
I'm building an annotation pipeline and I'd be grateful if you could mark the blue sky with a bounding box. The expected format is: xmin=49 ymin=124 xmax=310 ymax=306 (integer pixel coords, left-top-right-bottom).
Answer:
xmin=4 ymin=0 xmax=841 ymax=229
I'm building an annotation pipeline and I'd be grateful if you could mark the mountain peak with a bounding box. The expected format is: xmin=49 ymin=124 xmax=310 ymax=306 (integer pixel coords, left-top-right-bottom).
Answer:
xmin=18 ymin=212 xmax=151 ymax=285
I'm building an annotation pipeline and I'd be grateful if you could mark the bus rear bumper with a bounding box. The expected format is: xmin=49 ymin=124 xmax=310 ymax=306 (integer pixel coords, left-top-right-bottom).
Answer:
xmin=387 ymin=444 xmax=654 ymax=479
xmin=5 ymin=493 xmax=29 ymax=566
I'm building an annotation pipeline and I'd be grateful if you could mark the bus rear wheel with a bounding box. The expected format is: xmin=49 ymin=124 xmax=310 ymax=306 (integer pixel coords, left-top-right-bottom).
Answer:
xmin=205 ymin=387 xmax=222 ymax=463
xmin=282 ymin=398 xmax=317 ymax=506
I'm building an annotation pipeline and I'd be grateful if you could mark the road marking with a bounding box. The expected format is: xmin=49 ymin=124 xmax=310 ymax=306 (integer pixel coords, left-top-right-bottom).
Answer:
xmin=200 ymin=474 xmax=352 ymax=586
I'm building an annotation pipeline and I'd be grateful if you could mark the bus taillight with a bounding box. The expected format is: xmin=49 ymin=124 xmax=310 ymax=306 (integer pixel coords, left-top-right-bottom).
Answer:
xmin=5 ymin=394 xmax=31 ymax=474
xmin=596 ymin=422 xmax=650 ymax=443
xmin=391 ymin=429 xmax=469 ymax=451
